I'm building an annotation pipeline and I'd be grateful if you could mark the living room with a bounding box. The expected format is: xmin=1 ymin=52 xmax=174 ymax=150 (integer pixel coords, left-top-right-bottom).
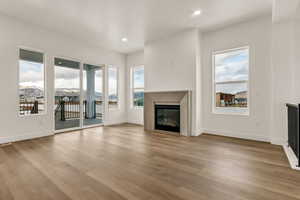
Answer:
xmin=0 ymin=0 xmax=300 ymax=199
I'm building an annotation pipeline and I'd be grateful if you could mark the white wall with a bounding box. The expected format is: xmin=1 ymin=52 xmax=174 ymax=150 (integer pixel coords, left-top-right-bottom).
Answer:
xmin=293 ymin=18 xmax=300 ymax=102
xmin=201 ymin=17 xmax=272 ymax=142
xmin=145 ymin=30 xmax=197 ymax=91
xmin=270 ymin=21 xmax=295 ymax=144
xmin=0 ymin=14 xmax=126 ymax=144
xmin=144 ymin=29 xmax=201 ymax=135
xmin=125 ymin=50 xmax=144 ymax=125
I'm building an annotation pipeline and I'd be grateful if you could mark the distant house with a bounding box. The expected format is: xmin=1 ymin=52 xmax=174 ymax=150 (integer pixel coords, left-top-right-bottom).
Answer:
xmin=216 ymin=92 xmax=235 ymax=107
xmin=235 ymin=91 xmax=247 ymax=107
xmin=216 ymin=91 xmax=248 ymax=107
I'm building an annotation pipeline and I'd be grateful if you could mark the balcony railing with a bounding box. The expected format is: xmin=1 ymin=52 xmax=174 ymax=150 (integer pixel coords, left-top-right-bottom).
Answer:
xmin=55 ymin=100 xmax=103 ymax=121
xmin=19 ymin=101 xmax=39 ymax=115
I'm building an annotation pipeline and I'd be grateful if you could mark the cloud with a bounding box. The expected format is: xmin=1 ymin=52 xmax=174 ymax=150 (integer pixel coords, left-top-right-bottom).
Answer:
xmin=216 ymin=82 xmax=247 ymax=94
xmin=214 ymin=49 xmax=248 ymax=95
xmin=215 ymin=49 xmax=248 ymax=82
xmin=133 ymin=68 xmax=144 ymax=88
xmin=20 ymin=61 xmax=105 ymax=93
xmin=108 ymin=68 xmax=118 ymax=95
xmin=55 ymin=67 xmax=80 ymax=80
xmin=19 ymin=61 xmax=44 ymax=88
xmin=82 ymin=70 xmax=103 ymax=93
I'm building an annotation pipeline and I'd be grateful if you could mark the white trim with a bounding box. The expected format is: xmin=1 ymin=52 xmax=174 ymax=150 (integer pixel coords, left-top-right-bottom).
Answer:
xmin=212 ymin=46 xmax=250 ymax=116
xmin=144 ymin=89 xmax=192 ymax=93
xmin=127 ymin=119 xmax=144 ymax=126
xmin=83 ymin=123 xmax=104 ymax=129
xmin=18 ymin=46 xmax=47 ymax=117
xmin=104 ymin=121 xmax=127 ymax=126
xmin=271 ymin=138 xmax=287 ymax=146
xmin=80 ymin=62 xmax=83 ymax=128
xmin=192 ymin=129 xmax=204 ymax=137
xmin=283 ymin=145 xmax=300 ymax=170
xmin=213 ymin=107 xmax=250 ymax=116
xmin=54 ymin=127 xmax=82 ymax=134
xmin=215 ymin=80 xmax=248 ymax=84
xmin=0 ymin=131 xmax=53 ymax=145
xmin=202 ymin=128 xmax=269 ymax=142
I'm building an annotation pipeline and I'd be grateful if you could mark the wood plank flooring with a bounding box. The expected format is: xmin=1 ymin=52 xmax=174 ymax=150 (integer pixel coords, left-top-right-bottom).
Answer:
xmin=0 ymin=124 xmax=299 ymax=200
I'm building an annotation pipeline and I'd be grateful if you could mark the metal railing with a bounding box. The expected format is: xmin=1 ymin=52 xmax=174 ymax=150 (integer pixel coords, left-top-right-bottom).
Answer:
xmin=55 ymin=100 xmax=103 ymax=121
xmin=19 ymin=101 xmax=39 ymax=115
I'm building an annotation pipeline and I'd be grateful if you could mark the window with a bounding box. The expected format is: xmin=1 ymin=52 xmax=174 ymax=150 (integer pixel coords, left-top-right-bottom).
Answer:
xmin=19 ymin=49 xmax=45 ymax=116
xmin=108 ymin=66 xmax=119 ymax=109
xmin=213 ymin=47 xmax=249 ymax=115
xmin=132 ymin=66 xmax=144 ymax=107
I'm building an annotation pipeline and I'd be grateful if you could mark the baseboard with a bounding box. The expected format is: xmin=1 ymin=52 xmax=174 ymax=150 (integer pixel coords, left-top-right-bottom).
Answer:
xmin=202 ymin=128 xmax=269 ymax=142
xmin=126 ymin=120 xmax=144 ymax=126
xmin=126 ymin=122 xmax=144 ymax=126
xmin=0 ymin=131 xmax=53 ymax=145
xmin=283 ymin=145 xmax=300 ymax=170
xmin=104 ymin=119 xmax=127 ymax=126
xmin=104 ymin=122 xmax=128 ymax=126
xmin=192 ymin=129 xmax=204 ymax=137
xmin=270 ymin=138 xmax=287 ymax=146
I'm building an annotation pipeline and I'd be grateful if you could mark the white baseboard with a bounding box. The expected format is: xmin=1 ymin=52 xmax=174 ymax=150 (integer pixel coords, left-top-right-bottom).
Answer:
xmin=0 ymin=131 xmax=53 ymax=145
xmin=104 ymin=121 xmax=127 ymax=126
xmin=271 ymin=138 xmax=287 ymax=146
xmin=126 ymin=120 xmax=144 ymax=126
xmin=192 ymin=129 xmax=204 ymax=137
xmin=202 ymin=128 xmax=269 ymax=142
xmin=283 ymin=145 xmax=300 ymax=170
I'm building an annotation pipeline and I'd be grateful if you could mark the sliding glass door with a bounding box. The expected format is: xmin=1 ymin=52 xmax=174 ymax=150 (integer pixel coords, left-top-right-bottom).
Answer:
xmin=83 ymin=64 xmax=104 ymax=127
xmin=54 ymin=58 xmax=105 ymax=132
xmin=54 ymin=58 xmax=81 ymax=131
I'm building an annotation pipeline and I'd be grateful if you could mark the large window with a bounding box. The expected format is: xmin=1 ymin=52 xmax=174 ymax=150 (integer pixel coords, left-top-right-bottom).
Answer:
xmin=108 ymin=66 xmax=119 ymax=109
xmin=19 ymin=49 xmax=45 ymax=116
xmin=213 ymin=47 xmax=249 ymax=114
xmin=132 ymin=66 xmax=144 ymax=107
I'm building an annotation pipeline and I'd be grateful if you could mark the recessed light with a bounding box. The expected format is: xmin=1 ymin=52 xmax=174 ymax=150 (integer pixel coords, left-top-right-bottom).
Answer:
xmin=193 ymin=10 xmax=202 ymax=16
xmin=121 ymin=38 xmax=128 ymax=42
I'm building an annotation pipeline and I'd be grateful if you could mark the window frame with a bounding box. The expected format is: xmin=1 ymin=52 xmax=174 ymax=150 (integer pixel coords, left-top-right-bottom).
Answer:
xmin=108 ymin=65 xmax=119 ymax=110
xmin=212 ymin=46 xmax=250 ymax=116
xmin=18 ymin=47 xmax=47 ymax=117
xmin=131 ymin=65 xmax=144 ymax=108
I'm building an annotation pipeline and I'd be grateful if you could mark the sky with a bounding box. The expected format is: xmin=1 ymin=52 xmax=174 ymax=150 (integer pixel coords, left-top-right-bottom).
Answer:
xmin=21 ymin=52 xmax=243 ymax=96
xmin=20 ymin=60 xmax=107 ymax=93
xmin=108 ymin=67 xmax=118 ymax=95
xmin=19 ymin=60 xmax=44 ymax=89
xmin=133 ymin=67 xmax=144 ymax=89
xmin=215 ymin=48 xmax=248 ymax=94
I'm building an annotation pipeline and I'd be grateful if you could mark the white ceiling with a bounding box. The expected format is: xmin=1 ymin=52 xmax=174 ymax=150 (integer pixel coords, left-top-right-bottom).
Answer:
xmin=0 ymin=0 xmax=273 ymax=54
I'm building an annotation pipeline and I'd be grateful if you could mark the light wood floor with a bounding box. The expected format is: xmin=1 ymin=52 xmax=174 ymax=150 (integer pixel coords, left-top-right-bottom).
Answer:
xmin=0 ymin=124 xmax=300 ymax=200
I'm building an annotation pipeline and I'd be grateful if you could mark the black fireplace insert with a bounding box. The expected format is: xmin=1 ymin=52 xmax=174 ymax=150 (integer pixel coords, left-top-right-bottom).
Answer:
xmin=155 ymin=104 xmax=180 ymax=133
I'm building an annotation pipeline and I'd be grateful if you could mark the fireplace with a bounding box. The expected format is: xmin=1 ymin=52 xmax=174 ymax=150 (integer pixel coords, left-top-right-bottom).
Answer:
xmin=155 ymin=104 xmax=180 ymax=133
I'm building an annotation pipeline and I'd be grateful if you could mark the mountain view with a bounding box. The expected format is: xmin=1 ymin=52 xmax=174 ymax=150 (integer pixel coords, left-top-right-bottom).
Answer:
xmin=20 ymin=86 xmax=120 ymax=102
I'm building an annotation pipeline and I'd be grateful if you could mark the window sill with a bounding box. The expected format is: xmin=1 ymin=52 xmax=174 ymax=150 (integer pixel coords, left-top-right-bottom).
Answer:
xmin=213 ymin=107 xmax=249 ymax=116
xmin=132 ymin=106 xmax=144 ymax=110
xmin=19 ymin=112 xmax=47 ymax=118
xmin=108 ymin=106 xmax=120 ymax=111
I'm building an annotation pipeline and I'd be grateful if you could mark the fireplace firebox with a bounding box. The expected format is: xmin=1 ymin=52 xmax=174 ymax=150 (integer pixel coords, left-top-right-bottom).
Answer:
xmin=155 ymin=104 xmax=180 ymax=133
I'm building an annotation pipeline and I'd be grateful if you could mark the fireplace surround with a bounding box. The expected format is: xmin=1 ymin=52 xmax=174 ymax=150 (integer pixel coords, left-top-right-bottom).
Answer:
xmin=144 ymin=90 xmax=192 ymax=136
